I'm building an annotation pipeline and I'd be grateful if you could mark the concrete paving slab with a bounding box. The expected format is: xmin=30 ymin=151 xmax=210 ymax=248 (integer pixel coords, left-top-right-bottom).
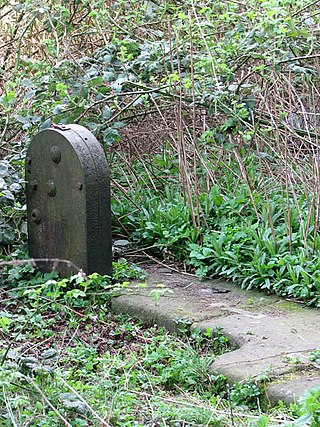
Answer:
xmin=111 ymin=282 xmax=227 ymax=332
xmin=111 ymin=264 xmax=320 ymax=404
xmin=266 ymin=371 xmax=320 ymax=405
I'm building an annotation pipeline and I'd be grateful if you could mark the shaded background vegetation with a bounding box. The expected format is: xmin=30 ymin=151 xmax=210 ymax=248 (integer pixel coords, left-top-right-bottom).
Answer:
xmin=1 ymin=0 xmax=320 ymax=304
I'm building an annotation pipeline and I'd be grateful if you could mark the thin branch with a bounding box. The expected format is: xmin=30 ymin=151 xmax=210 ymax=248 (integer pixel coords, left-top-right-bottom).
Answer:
xmin=0 ymin=258 xmax=86 ymax=277
xmin=26 ymin=376 xmax=73 ymax=427
xmin=292 ymin=0 xmax=320 ymax=17
xmin=277 ymin=53 xmax=320 ymax=64
xmin=58 ymin=376 xmax=112 ymax=427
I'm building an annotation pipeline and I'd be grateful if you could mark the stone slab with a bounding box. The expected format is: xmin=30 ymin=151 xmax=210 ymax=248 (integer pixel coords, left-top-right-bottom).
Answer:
xmin=111 ymin=286 xmax=225 ymax=333
xmin=266 ymin=372 xmax=320 ymax=405
xmin=111 ymin=264 xmax=320 ymax=404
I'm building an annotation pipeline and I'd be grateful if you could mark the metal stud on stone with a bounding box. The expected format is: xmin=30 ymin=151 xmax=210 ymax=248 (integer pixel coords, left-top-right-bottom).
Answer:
xmin=50 ymin=146 xmax=61 ymax=164
xmin=26 ymin=124 xmax=112 ymax=277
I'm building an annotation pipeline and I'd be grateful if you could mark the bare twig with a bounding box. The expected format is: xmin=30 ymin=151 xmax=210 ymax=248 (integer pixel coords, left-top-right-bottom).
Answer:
xmin=0 ymin=257 xmax=86 ymax=278
xmin=26 ymin=376 xmax=73 ymax=427
xmin=58 ymin=376 xmax=112 ymax=427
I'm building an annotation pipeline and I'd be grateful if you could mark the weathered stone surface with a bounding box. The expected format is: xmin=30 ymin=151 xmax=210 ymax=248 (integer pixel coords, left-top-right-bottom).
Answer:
xmin=26 ymin=124 xmax=112 ymax=276
xmin=111 ymin=286 xmax=225 ymax=333
xmin=111 ymin=264 xmax=320 ymax=404
xmin=266 ymin=372 xmax=320 ymax=405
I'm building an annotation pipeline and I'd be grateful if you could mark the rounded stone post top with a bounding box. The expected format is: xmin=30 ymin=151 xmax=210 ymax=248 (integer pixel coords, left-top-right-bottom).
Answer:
xmin=26 ymin=124 xmax=112 ymax=277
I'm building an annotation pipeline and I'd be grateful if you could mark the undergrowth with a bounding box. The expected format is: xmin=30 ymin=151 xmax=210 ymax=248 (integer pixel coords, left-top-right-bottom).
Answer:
xmin=0 ymin=262 xmax=295 ymax=427
xmin=112 ymin=179 xmax=320 ymax=306
xmin=1 ymin=1 xmax=320 ymax=305
xmin=1 ymin=1 xmax=320 ymax=423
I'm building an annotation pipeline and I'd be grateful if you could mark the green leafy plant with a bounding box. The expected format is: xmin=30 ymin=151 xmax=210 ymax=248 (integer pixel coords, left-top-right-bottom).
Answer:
xmin=294 ymin=386 xmax=320 ymax=427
